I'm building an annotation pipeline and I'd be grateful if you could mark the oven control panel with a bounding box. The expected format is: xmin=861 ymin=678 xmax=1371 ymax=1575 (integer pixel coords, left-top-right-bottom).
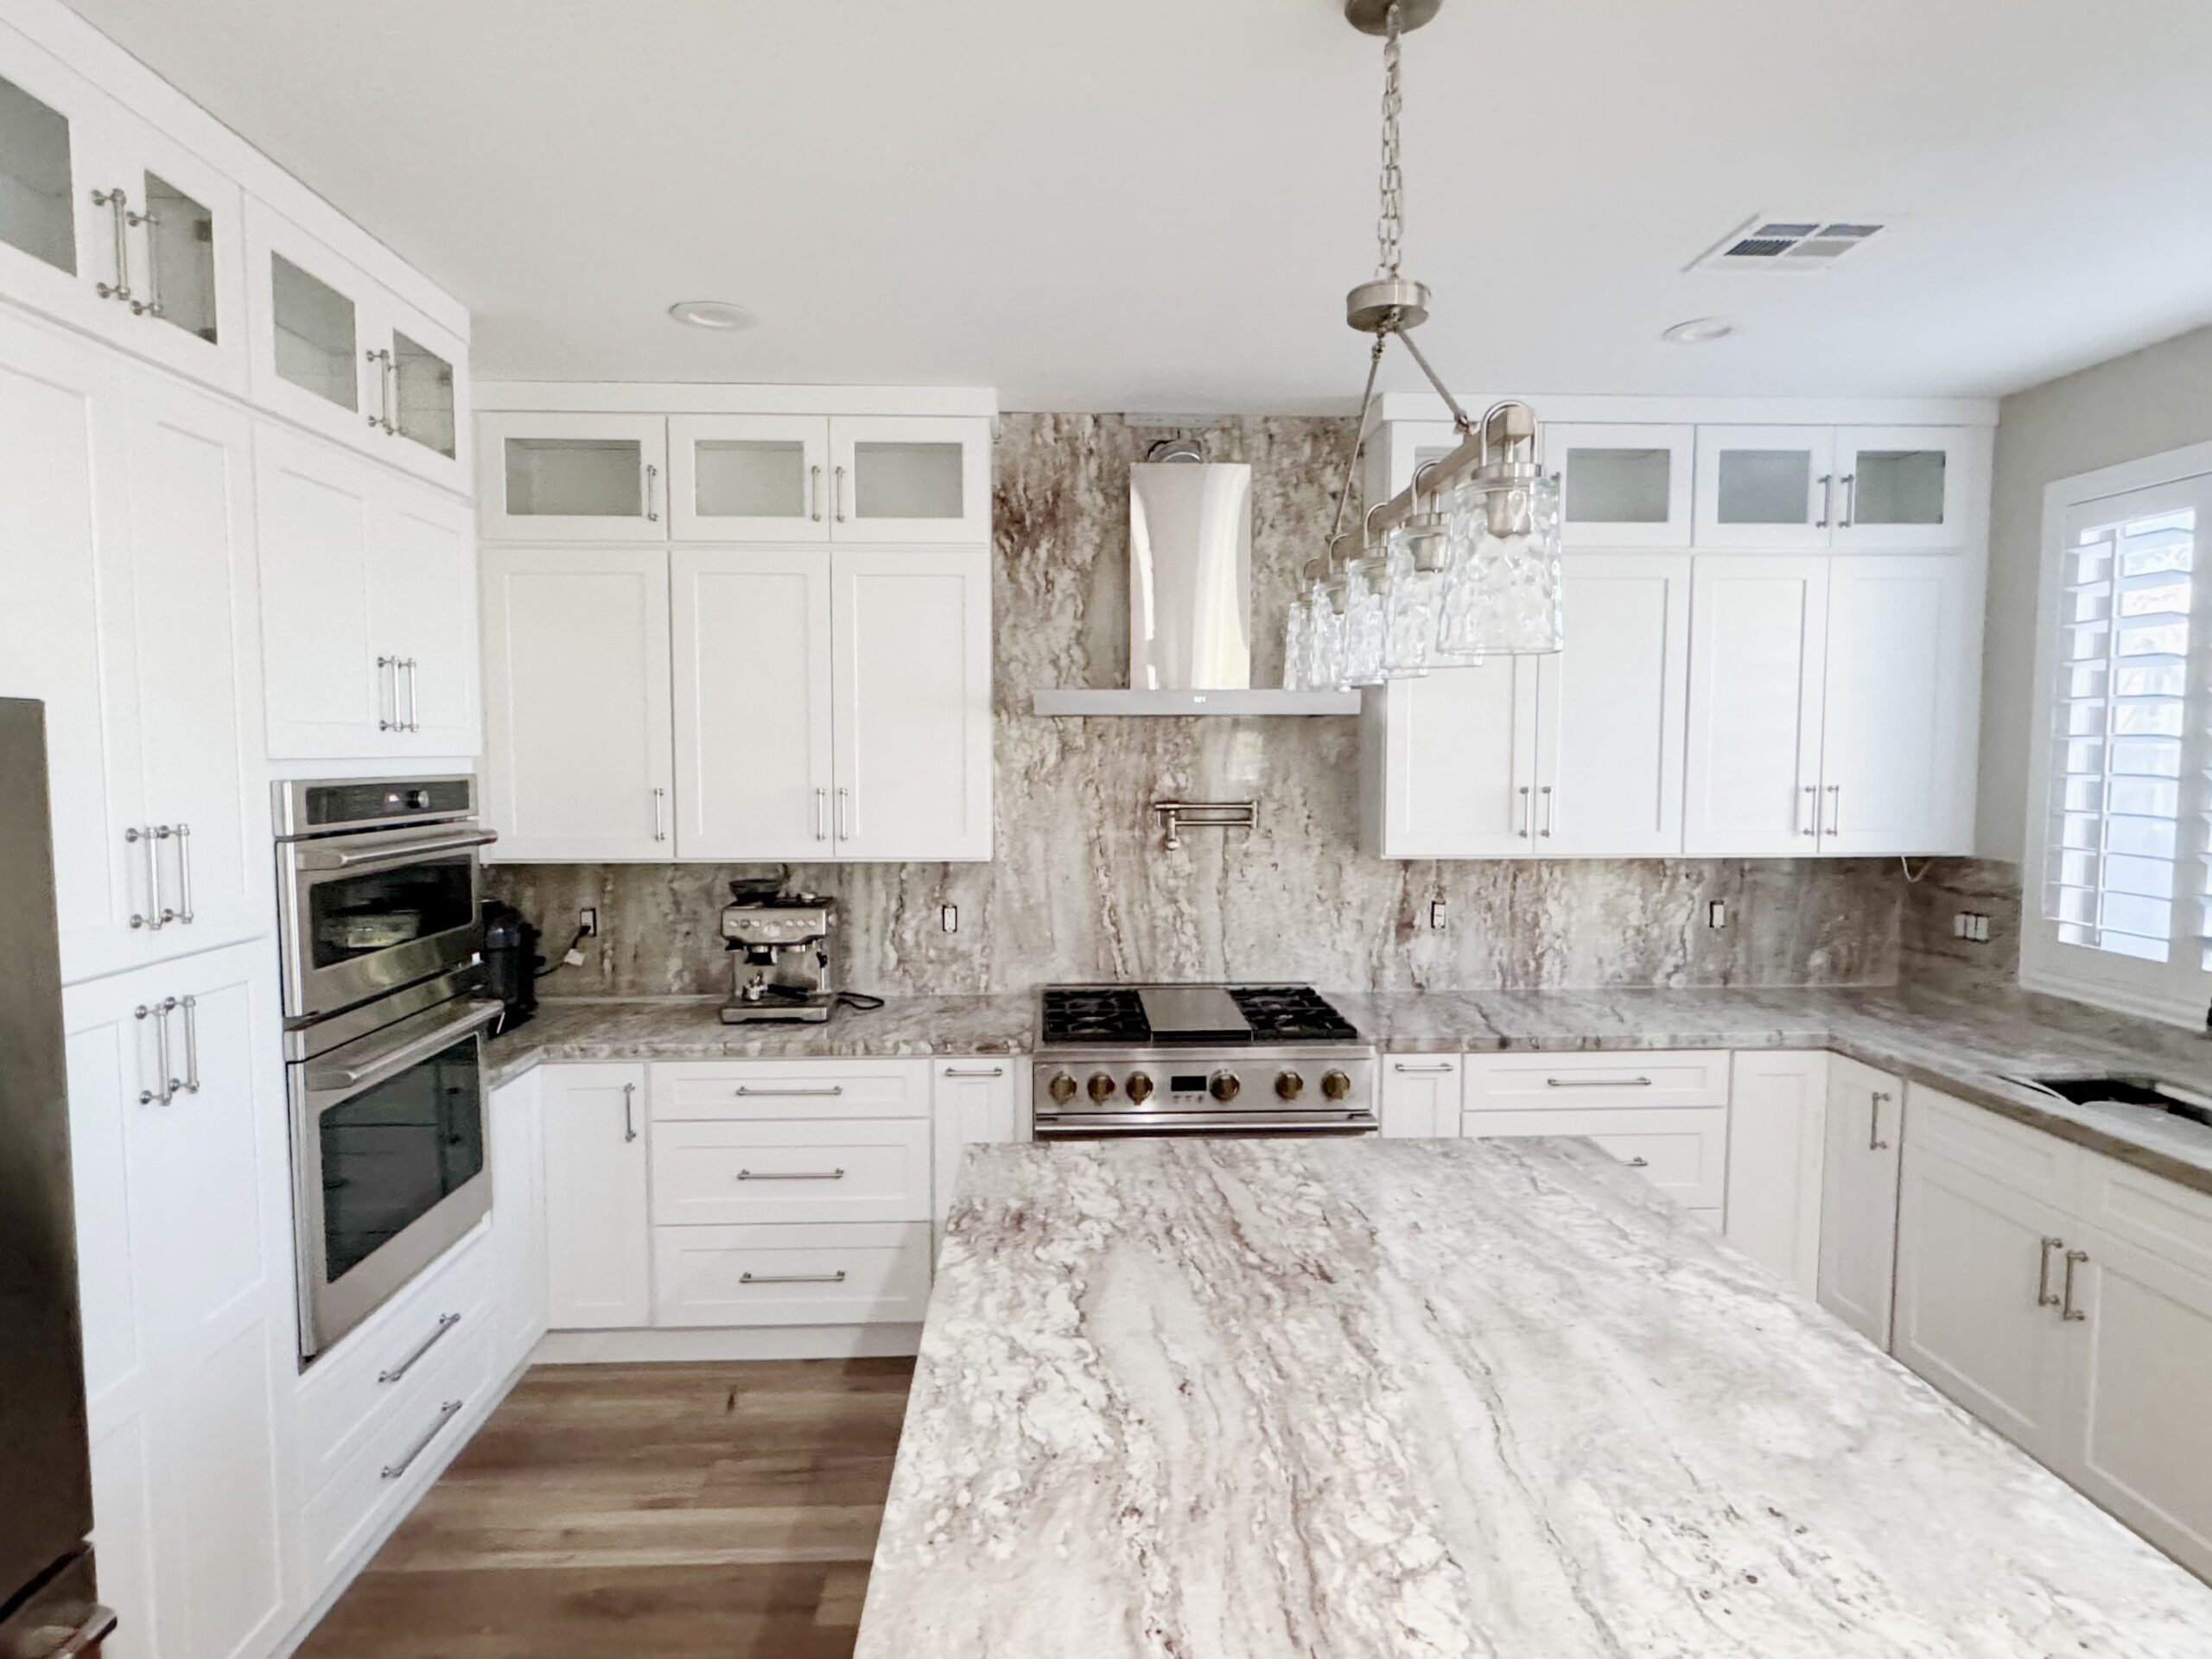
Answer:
xmin=1032 ymin=1051 xmax=1376 ymax=1136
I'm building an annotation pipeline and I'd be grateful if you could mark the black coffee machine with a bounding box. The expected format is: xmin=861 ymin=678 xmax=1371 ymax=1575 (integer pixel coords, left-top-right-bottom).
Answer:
xmin=480 ymin=899 xmax=542 ymax=1029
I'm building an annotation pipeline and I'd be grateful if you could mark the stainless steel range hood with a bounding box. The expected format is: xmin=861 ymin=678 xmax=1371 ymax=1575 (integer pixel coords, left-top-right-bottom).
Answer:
xmin=1128 ymin=458 xmax=1252 ymax=690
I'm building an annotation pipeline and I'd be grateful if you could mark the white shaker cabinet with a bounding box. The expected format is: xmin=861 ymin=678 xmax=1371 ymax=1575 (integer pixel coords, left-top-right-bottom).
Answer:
xmin=1363 ymin=658 xmax=1539 ymax=856
xmin=931 ymin=1058 xmax=1024 ymax=1247
xmin=1816 ymin=1054 xmax=1904 ymax=1346
xmin=670 ymin=548 xmax=835 ymax=859
xmin=1682 ymin=555 xmax=1829 ymax=856
xmin=1381 ymin=1056 xmax=1463 ymax=1138
xmin=1543 ymin=423 xmax=1694 ymax=548
xmin=480 ymin=546 xmax=674 ymax=861
xmin=1723 ymin=1051 xmax=1827 ymax=1297
xmin=1694 ymin=425 xmax=1980 ymax=552
xmin=541 ymin=1064 xmax=652 ymax=1330
xmin=669 ymin=414 xmax=830 ymax=542
xmin=64 ymin=944 xmax=293 ymax=1659
xmin=823 ymin=416 xmax=992 ymax=544
xmin=477 ymin=413 xmax=669 ymax=541
xmin=486 ymin=1069 xmax=550 ymax=1375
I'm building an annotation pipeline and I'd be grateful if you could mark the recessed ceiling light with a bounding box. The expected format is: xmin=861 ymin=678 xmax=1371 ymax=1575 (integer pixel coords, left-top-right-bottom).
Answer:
xmin=667 ymin=299 xmax=755 ymax=331
xmin=1662 ymin=316 xmax=1734 ymax=344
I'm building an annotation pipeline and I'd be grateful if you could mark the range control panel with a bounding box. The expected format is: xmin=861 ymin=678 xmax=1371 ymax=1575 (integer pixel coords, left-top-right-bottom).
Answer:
xmin=1030 ymin=1051 xmax=1377 ymax=1135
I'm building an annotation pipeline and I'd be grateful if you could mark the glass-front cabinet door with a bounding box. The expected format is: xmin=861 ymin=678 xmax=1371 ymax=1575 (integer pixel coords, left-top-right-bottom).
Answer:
xmin=1693 ymin=425 xmax=1839 ymax=550
xmin=247 ymin=200 xmax=375 ymax=445
xmin=0 ymin=62 xmax=86 ymax=309
xmin=1544 ymin=423 xmax=1694 ymax=548
xmin=372 ymin=307 xmax=470 ymax=488
xmin=477 ymin=413 xmax=671 ymax=540
xmin=670 ymin=414 xmax=830 ymax=541
xmin=1831 ymin=426 xmax=1977 ymax=550
xmin=827 ymin=415 xmax=992 ymax=543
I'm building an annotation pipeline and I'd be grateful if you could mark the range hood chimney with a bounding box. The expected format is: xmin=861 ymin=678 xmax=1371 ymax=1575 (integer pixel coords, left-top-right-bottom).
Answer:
xmin=1128 ymin=444 xmax=1253 ymax=690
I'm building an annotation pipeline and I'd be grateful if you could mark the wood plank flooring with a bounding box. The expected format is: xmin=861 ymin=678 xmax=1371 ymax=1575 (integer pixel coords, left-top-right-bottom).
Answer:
xmin=296 ymin=1357 xmax=915 ymax=1659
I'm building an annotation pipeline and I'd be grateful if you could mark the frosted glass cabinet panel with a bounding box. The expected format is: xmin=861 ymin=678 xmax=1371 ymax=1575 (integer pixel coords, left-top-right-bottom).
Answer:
xmin=670 ymin=414 xmax=829 ymax=541
xmin=507 ymin=441 xmax=639 ymax=514
xmin=270 ymin=251 xmax=357 ymax=411
xmin=1694 ymin=426 xmax=1837 ymax=549
xmin=479 ymin=414 xmax=669 ymax=540
xmin=0 ymin=72 xmax=76 ymax=275
xmin=1546 ymin=423 xmax=1694 ymax=547
xmin=140 ymin=172 xmax=217 ymax=344
xmin=392 ymin=329 xmax=457 ymax=459
xmin=827 ymin=416 xmax=991 ymax=543
xmin=1832 ymin=427 xmax=1977 ymax=550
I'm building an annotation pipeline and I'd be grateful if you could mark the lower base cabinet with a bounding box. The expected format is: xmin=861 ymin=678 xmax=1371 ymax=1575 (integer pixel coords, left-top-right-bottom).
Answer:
xmin=1725 ymin=1052 xmax=1828 ymax=1297
xmin=541 ymin=1063 xmax=652 ymax=1328
xmin=652 ymin=1223 xmax=934 ymax=1326
xmin=1381 ymin=1057 xmax=1462 ymax=1138
xmin=931 ymin=1058 xmax=1024 ymax=1253
xmin=1818 ymin=1054 xmax=1904 ymax=1345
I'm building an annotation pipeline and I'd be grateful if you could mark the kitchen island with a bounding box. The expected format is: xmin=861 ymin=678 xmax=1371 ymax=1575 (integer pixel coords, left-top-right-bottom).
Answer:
xmin=855 ymin=1137 xmax=2212 ymax=1656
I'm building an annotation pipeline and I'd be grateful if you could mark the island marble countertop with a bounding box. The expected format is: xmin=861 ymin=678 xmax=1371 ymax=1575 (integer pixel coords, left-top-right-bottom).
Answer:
xmin=855 ymin=1137 xmax=2212 ymax=1657
xmin=485 ymin=985 xmax=2212 ymax=1193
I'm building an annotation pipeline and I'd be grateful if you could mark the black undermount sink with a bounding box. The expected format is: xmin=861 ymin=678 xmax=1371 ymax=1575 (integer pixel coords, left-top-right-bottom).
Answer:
xmin=2006 ymin=1074 xmax=2212 ymax=1128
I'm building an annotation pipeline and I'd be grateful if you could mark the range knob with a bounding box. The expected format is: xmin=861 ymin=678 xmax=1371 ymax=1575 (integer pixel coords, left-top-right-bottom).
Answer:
xmin=1126 ymin=1072 xmax=1154 ymax=1103
xmin=1275 ymin=1070 xmax=1306 ymax=1101
xmin=1048 ymin=1072 xmax=1077 ymax=1104
xmin=1210 ymin=1071 xmax=1241 ymax=1103
xmin=1320 ymin=1070 xmax=1352 ymax=1102
xmin=1088 ymin=1072 xmax=1116 ymax=1103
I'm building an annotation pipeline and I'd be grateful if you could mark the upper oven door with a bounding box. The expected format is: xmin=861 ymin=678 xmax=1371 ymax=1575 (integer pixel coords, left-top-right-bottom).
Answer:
xmin=277 ymin=826 xmax=496 ymax=1022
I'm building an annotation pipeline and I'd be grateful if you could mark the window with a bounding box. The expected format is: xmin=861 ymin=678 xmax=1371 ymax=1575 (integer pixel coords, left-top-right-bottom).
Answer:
xmin=2024 ymin=451 xmax=2212 ymax=1022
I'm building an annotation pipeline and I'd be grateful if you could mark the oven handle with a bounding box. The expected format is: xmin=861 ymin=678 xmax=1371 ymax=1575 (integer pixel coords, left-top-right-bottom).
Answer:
xmin=1034 ymin=1114 xmax=1379 ymax=1136
xmin=304 ymin=999 xmax=502 ymax=1095
xmin=292 ymin=828 xmax=499 ymax=872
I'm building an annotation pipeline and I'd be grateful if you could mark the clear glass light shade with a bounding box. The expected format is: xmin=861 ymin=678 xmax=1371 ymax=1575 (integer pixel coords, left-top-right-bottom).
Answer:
xmin=1281 ymin=591 xmax=1312 ymax=690
xmin=1379 ymin=531 xmax=1438 ymax=677
xmin=1339 ymin=556 xmax=1389 ymax=687
xmin=1434 ymin=471 xmax=1565 ymax=658
xmin=1306 ymin=575 xmax=1349 ymax=690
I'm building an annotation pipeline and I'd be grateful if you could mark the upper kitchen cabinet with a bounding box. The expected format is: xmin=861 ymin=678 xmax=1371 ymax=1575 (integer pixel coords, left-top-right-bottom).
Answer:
xmin=1694 ymin=424 xmax=1980 ymax=550
xmin=826 ymin=416 xmax=991 ymax=543
xmin=0 ymin=37 xmax=249 ymax=397
xmin=246 ymin=200 xmax=471 ymax=492
xmin=479 ymin=413 xmax=670 ymax=540
xmin=670 ymin=415 xmax=830 ymax=542
xmin=1543 ymin=423 xmax=1694 ymax=548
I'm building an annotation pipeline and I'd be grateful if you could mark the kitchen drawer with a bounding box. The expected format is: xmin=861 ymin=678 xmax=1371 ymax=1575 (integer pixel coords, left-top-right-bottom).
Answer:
xmin=303 ymin=1307 xmax=490 ymax=1588
xmin=651 ymin=1117 xmax=931 ymax=1226
xmin=1463 ymin=1049 xmax=1729 ymax=1113
xmin=652 ymin=1222 xmax=932 ymax=1327
xmin=295 ymin=1230 xmax=491 ymax=1491
xmin=651 ymin=1058 xmax=930 ymax=1122
xmin=1464 ymin=1107 xmax=1729 ymax=1209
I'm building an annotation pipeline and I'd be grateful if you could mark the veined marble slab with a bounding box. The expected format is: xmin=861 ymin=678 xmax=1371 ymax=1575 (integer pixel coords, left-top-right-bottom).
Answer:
xmin=857 ymin=1138 xmax=2212 ymax=1657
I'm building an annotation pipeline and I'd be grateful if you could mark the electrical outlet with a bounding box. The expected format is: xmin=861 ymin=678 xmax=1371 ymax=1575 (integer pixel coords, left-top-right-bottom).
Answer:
xmin=1953 ymin=911 xmax=1991 ymax=943
xmin=578 ymin=906 xmax=599 ymax=937
xmin=1707 ymin=900 xmax=1727 ymax=930
xmin=1428 ymin=899 xmax=1447 ymax=932
xmin=940 ymin=904 xmax=958 ymax=933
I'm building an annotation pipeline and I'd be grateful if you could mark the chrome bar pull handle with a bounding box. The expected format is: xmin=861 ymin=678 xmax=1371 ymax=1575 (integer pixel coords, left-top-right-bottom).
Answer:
xmin=2061 ymin=1249 xmax=2088 ymax=1321
xmin=1840 ymin=473 xmax=1858 ymax=528
xmin=1801 ymin=784 xmax=1819 ymax=839
xmin=365 ymin=349 xmax=394 ymax=433
xmin=136 ymin=999 xmax=176 ymax=1106
xmin=1625 ymin=1156 xmax=1650 ymax=1168
xmin=91 ymin=187 xmax=130 ymax=302
xmin=651 ymin=785 xmax=668 ymax=842
xmin=1823 ymin=784 xmax=1840 ymax=837
xmin=378 ymin=1312 xmax=461 ymax=1383
xmin=126 ymin=825 xmax=162 ymax=928
xmin=177 ymin=994 xmax=200 ymax=1094
xmin=1869 ymin=1089 xmax=1891 ymax=1151
xmin=381 ymin=1399 xmax=464 ymax=1480
xmin=402 ymin=658 xmax=421 ymax=732
xmin=2037 ymin=1236 xmax=2065 ymax=1309
xmin=1815 ymin=473 xmax=1832 ymax=530
xmin=1544 ymin=1075 xmax=1652 ymax=1089
xmin=1517 ymin=785 xmax=1532 ymax=839
xmin=836 ymin=785 xmax=853 ymax=841
xmin=171 ymin=822 xmax=194 ymax=923
xmin=645 ymin=462 xmax=661 ymax=522
xmin=741 ymin=1270 xmax=847 ymax=1286
xmin=377 ymin=654 xmax=397 ymax=730
xmin=814 ymin=785 xmax=830 ymax=842
xmin=733 ymin=1084 xmax=845 ymax=1098
xmin=1392 ymin=1061 xmax=1456 ymax=1075
xmin=834 ymin=463 xmax=849 ymax=523
xmin=809 ymin=463 xmax=823 ymax=522
xmin=151 ymin=824 xmax=177 ymax=925
xmin=1540 ymin=783 xmax=1554 ymax=838
xmin=940 ymin=1065 xmax=1005 ymax=1078
xmin=622 ymin=1081 xmax=639 ymax=1144
xmin=735 ymin=1168 xmax=846 ymax=1182
xmin=126 ymin=200 xmax=162 ymax=317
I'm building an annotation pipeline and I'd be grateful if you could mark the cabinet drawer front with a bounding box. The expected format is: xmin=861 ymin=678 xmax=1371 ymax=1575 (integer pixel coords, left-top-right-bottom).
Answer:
xmin=2075 ymin=1148 xmax=2212 ymax=1280
xmin=295 ymin=1231 xmax=490 ymax=1490
xmin=652 ymin=1059 xmax=929 ymax=1121
xmin=1907 ymin=1084 xmax=2076 ymax=1206
xmin=303 ymin=1311 xmax=490 ymax=1583
xmin=651 ymin=1222 xmax=931 ymax=1327
xmin=1465 ymin=1108 xmax=1729 ymax=1208
xmin=1464 ymin=1049 xmax=1729 ymax=1112
xmin=651 ymin=1118 xmax=931 ymax=1225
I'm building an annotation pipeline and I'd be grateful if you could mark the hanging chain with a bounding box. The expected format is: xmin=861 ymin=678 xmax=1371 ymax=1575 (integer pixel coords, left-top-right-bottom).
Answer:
xmin=1376 ymin=3 xmax=1405 ymax=277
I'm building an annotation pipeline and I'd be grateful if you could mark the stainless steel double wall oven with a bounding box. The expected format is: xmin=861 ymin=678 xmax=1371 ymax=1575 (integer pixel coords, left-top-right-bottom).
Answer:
xmin=275 ymin=777 xmax=499 ymax=1360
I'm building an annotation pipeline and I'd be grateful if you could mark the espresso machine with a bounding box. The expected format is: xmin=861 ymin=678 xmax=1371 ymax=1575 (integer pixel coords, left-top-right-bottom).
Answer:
xmin=719 ymin=880 xmax=838 ymax=1024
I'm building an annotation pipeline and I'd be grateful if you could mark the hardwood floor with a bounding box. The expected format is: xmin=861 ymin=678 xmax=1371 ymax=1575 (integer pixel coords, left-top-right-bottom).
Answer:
xmin=296 ymin=1358 xmax=916 ymax=1659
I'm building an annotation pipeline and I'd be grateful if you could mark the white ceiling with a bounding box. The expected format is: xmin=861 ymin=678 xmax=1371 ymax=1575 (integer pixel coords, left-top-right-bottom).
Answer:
xmin=62 ymin=0 xmax=2212 ymax=411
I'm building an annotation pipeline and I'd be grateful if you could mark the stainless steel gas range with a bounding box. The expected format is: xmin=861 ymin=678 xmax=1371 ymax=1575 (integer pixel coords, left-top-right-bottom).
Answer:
xmin=1031 ymin=984 xmax=1377 ymax=1139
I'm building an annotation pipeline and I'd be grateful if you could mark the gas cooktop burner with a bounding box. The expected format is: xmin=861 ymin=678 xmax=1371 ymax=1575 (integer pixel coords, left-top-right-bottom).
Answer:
xmin=1037 ymin=983 xmax=1361 ymax=1047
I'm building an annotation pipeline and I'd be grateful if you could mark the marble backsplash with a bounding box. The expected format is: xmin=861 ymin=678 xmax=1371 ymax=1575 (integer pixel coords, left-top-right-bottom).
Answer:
xmin=489 ymin=413 xmax=1925 ymax=999
xmin=1897 ymin=858 xmax=2024 ymax=996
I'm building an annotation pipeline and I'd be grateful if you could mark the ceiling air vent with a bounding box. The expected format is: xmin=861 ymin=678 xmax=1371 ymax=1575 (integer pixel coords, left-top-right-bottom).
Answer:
xmin=1689 ymin=216 xmax=1886 ymax=273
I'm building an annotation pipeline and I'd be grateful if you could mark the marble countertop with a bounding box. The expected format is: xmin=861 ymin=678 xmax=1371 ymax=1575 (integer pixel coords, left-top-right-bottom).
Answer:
xmin=485 ymin=984 xmax=2212 ymax=1193
xmin=855 ymin=1137 xmax=2212 ymax=1657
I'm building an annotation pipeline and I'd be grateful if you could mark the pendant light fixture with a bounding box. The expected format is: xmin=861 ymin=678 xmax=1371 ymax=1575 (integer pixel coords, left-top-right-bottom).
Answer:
xmin=1287 ymin=0 xmax=1566 ymax=690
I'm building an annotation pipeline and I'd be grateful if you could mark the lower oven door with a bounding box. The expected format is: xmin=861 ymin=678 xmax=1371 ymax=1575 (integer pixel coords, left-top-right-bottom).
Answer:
xmin=1033 ymin=1110 xmax=1379 ymax=1139
xmin=290 ymin=995 xmax=502 ymax=1359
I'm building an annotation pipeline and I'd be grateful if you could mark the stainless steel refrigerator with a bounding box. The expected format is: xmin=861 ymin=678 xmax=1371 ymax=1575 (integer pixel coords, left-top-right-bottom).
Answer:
xmin=0 ymin=700 xmax=115 ymax=1657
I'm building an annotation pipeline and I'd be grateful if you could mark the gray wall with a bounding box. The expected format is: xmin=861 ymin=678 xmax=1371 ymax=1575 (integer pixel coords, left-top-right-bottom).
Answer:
xmin=491 ymin=412 xmax=1917 ymax=998
xmin=1978 ymin=323 xmax=2212 ymax=861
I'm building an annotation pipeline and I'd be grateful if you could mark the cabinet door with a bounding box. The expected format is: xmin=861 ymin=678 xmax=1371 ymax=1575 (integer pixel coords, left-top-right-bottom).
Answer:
xmin=1465 ymin=1107 xmax=1729 ymax=1209
xmin=487 ymin=1071 xmax=548 ymax=1374
xmin=540 ymin=1065 xmax=651 ymax=1329
xmin=371 ymin=300 xmax=469 ymax=492
xmin=0 ymin=43 xmax=121 ymax=341
xmin=827 ymin=416 xmax=990 ymax=543
xmin=1544 ymin=423 xmax=1693 ymax=548
xmin=1818 ymin=554 xmax=1967 ymax=855
xmin=1682 ymin=556 xmax=1829 ymax=855
xmin=257 ymin=424 xmax=387 ymax=759
xmin=830 ymin=548 xmax=993 ymax=860
xmin=376 ymin=482 xmax=480 ymax=756
xmin=1832 ymin=426 xmax=1978 ymax=551
xmin=931 ymin=1060 xmax=1022 ymax=1247
xmin=111 ymin=376 xmax=263 ymax=958
xmin=670 ymin=415 xmax=830 ymax=542
xmin=670 ymin=548 xmax=834 ymax=859
xmin=1534 ymin=554 xmax=1689 ymax=855
xmin=1371 ymin=660 xmax=1541 ymax=856
xmin=245 ymin=200 xmax=376 ymax=454
xmin=0 ymin=312 xmax=146 ymax=980
xmin=2063 ymin=1155 xmax=2212 ymax=1581
xmin=478 ymin=413 xmax=669 ymax=541
xmin=1693 ymin=425 xmax=1837 ymax=549
xmin=1816 ymin=1056 xmax=1904 ymax=1346
xmin=1724 ymin=1052 xmax=1827 ymax=1297
xmin=1382 ymin=1057 xmax=1462 ymax=1138
xmin=480 ymin=547 xmax=674 ymax=861
xmin=1892 ymin=1088 xmax=2077 ymax=1462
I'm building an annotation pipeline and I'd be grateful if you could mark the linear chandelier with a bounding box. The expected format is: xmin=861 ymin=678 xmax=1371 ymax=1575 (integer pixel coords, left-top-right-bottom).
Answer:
xmin=1284 ymin=0 xmax=1565 ymax=691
